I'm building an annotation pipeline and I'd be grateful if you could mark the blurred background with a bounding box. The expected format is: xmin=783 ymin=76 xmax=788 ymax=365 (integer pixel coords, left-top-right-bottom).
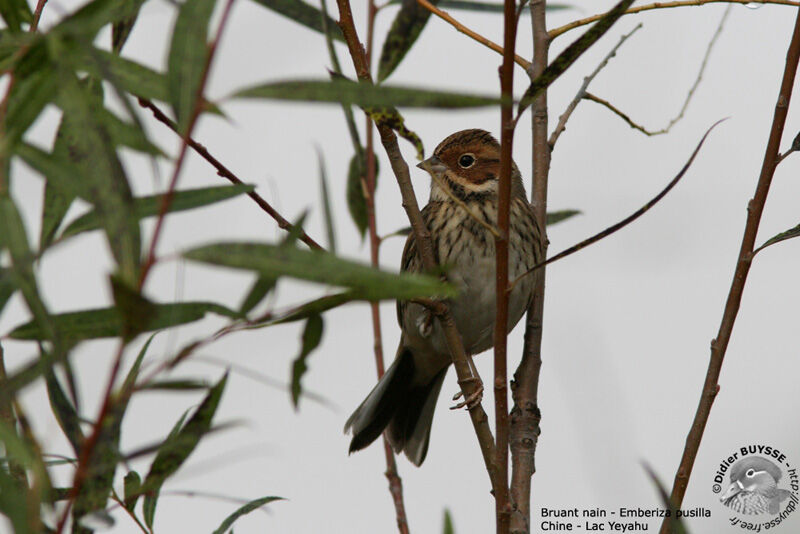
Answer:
xmin=2 ymin=0 xmax=800 ymax=531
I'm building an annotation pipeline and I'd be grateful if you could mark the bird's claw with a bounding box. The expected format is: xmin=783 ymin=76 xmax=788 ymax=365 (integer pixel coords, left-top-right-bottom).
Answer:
xmin=450 ymin=378 xmax=483 ymax=410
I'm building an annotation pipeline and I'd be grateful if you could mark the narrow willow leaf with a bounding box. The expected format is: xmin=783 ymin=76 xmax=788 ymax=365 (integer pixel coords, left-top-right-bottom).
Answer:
xmin=518 ymin=0 xmax=635 ymax=116
xmin=346 ymin=152 xmax=378 ymax=239
xmin=546 ymin=209 xmax=581 ymax=226
xmin=60 ymin=184 xmax=254 ymax=239
xmin=56 ymin=72 xmax=141 ymax=286
xmin=213 ymin=495 xmax=284 ymax=534
xmin=183 ymin=242 xmax=457 ymax=301
xmin=377 ymin=0 xmax=437 ymax=82
xmin=271 ymin=291 xmax=355 ymax=325
xmin=0 ymin=0 xmax=33 ymax=33
xmin=142 ymin=374 xmax=228 ymax=527
xmin=40 ymin=183 xmax=75 ymax=250
xmin=17 ymin=143 xmax=87 ymax=202
xmin=78 ymin=48 xmax=169 ymax=102
xmin=239 ymin=276 xmax=277 ymax=315
xmin=8 ymin=301 xmax=237 ymax=341
xmin=111 ymin=0 xmax=146 ymax=52
xmin=4 ymin=69 xmax=58 ymax=148
xmin=142 ymin=408 xmax=189 ymax=527
xmin=0 ymin=421 xmax=51 ymax=525
xmin=44 ymin=367 xmax=84 ymax=454
xmin=168 ymin=0 xmax=216 ymax=134
xmin=235 ymin=79 xmax=500 ymax=108
xmin=0 ymin=269 xmax=14 ymax=315
xmin=123 ymin=471 xmax=141 ymax=512
xmin=111 ymin=275 xmax=158 ymax=341
xmin=101 ymin=108 xmax=165 ymax=156
xmin=290 ymin=315 xmax=323 ymax=408
xmin=754 ymin=223 xmax=800 ymax=254
xmin=642 ymin=463 xmax=688 ymax=534
xmin=139 ymin=379 xmax=209 ymax=391
xmin=0 ymin=196 xmax=59 ymax=346
xmin=443 ymin=509 xmax=455 ymax=534
xmin=249 ymin=0 xmax=342 ymax=41
xmin=316 ymin=150 xmax=337 ymax=253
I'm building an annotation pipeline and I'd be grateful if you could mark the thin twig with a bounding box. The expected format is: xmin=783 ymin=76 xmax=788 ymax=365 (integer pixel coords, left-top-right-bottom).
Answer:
xmin=494 ymin=0 xmax=519 ymax=528
xmin=509 ymin=1 xmax=549 ymax=532
xmin=549 ymin=0 xmax=796 ymax=39
xmin=29 ymin=0 xmax=49 ymax=32
xmin=136 ymin=98 xmax=323 ymax=251
xmin=416 ymin=0 xmax=532 ymax=71
xmin=510 ymin=120 xmax=724 ymax=292
xmin=660 ymin=8 xmax=800 ymax=533
xmin=583 ymin=6 xmax=731 ymax=137
xmin=548 ymin=23 xmax=642 ymax=149
xmin=364 ymin=0 xmax=411 ymax=529
xmin=335 ymin=0 xmax=500 ymax=493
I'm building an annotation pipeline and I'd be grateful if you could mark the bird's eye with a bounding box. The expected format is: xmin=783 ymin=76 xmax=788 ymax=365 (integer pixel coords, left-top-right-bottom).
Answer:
xmin=458 ymin=154 xmax=476 ymax=168
xmin=746 ymin=469 xmax=755 ymax=477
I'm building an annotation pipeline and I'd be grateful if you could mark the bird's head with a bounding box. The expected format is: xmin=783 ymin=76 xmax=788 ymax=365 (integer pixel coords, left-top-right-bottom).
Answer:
xmin=721 ymin=457 xmax=782 ymax=502
xmin=417 ymin=129 xmax=525 ymax=202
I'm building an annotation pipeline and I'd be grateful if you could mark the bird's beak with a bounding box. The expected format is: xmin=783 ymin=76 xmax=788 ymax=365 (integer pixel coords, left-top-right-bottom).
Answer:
xmin=416 ymin=155 xmax=446 ymax=175
xmin=720 ymin=480 xmax=743 ymax=503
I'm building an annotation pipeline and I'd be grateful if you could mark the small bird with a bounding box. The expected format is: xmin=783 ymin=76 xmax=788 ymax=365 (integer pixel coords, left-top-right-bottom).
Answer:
xmin=720 ymin=457 xmax=793 ymax=515
xmin=345 ymin=129 xmax=542 ymax=465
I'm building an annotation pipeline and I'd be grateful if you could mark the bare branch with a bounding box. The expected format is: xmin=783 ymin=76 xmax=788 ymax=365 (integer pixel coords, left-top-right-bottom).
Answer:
xmin=582 ymin=6 xmax=731 ymax=137
xmin=416 ymin=0 xmax=532 ymax=71
xmin=549 ymin=0 xmax=797 ymax=39
xmin=548 ymin=23 xmax=642 ymax=149
xmin=510 ymin=120 xmax=724 ymax=292
xmin=661 ymin=9 xmax=800 ymax=533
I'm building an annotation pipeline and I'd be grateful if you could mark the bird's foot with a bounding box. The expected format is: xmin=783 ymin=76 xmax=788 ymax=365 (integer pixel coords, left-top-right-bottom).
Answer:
xmin=450 ymin=377 xmax=484 ymax=410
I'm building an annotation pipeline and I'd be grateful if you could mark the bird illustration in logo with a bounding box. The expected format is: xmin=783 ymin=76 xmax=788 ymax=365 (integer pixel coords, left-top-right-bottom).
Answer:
xmin=720 ymin=456 xmax=792 ymax=515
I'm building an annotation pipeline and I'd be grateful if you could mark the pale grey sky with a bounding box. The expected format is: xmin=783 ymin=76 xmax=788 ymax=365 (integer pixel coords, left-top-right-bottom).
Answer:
xmin=2 ymin=0 xmax=800 ymax=532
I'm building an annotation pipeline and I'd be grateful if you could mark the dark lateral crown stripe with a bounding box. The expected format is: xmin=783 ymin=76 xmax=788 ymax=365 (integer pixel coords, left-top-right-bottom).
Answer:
xmin=434 ymin=129 xmax=499 ymax=155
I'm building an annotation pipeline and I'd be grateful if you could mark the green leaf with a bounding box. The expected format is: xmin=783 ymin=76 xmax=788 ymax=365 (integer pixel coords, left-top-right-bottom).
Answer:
xmin=183 ymin=242 xmax=457 ymax=301
xmin=139 ymin=379 xmax=209 ymax=391
xmin=8 ymin=301 xmax=237 ymax=341
xmin=377 ymin=0 xmax=436 ymax=82
xmin=142 ymin=373 xmax=228 ymax=528
xmin=0 ymin=468 xmax=30 ymax=533
xmin=78 ymin=48 xmax=170 ymax=102
xmin=316 ymin=149 xmax=336 ymax=253
xmin=168 ymin=0 xmax=216 ymax=134
xmin=0 ymin=0 xmax=33 ymax=33
xmin=53 ymin=0 xmax=130 ymax=39
xmin=754 ymin=222 xmax=800 ymax=254
xmin=642 ymin=463 xmax=688 ymax=534
xmin=518 ymin=0 xmax=636 ymax=116
xmin=346 ymin=151 xmax=378 ymax=239
xmin=389 ymin=0 xmax=571 ymax=12
xmin=546 ymin=209 xmax=581 ymax=226
xmin=56 ymin=71 xmax=141 ymax=286
xmin=0 ymin=269 xmax=14 ymax=315
xmin=60 ymin=184 xmax=254 ymax=240
xmin=235 ymin=79 xmax=501 ymax=109
xmin=290 ymin=314 xmax=323 ymax=408
xmin=213 ymin=495 xmax=284 ymax=534
xmin=239 ymin=276 xmax=277 ymax=315
xmin=123 ymin=471 xmax=142 ymax=512
xmin=271 ymin=291 xmax=355 ymax=325
xmin=111 ymin=0 xmax=146 ymax=52
xmin=443 ymin=509 xmax=455 ymax=534
xmin=249 ymin=0 xmax=343 ymax=41
xmin=100 ymin=107 xmax=166 ymax=156
xmin=44 ymin=367 xmax=84 ymax=454
xmin=4 ymin=68 xmax=59 ymax=148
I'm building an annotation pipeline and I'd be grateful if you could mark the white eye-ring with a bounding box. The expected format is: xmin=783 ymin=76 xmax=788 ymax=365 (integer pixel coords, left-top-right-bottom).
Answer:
xmin=458 ymin=153 xmax=476 ymax=168
xmin=746 ymin=469 xmax=756 ymax=477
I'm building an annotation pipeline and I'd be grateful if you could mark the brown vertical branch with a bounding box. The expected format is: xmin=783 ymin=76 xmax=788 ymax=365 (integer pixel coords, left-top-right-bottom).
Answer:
xmin=335 ymin=0 xmax=501 ymax=493
xmin=364 ymin=1 xmax=411 ymax=531
xmin=661 ymin=7 xmax=800 ymax=533
xmin=510 ymin=0 xmax=549 ymax=533
xmin=494 ymin=0 xmax=518 ymax=530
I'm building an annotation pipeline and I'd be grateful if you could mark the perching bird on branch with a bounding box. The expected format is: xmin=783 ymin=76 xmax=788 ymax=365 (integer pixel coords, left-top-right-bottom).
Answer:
xmin=720 ymin=456 xmax=793 ymax=515
xmin=345 ymin=129 xmax=543 ymax=466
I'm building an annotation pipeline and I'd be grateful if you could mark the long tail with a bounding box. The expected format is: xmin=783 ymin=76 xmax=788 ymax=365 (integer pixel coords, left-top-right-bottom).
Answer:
xmin=345 ymin=348 xmax=447 ymax=466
